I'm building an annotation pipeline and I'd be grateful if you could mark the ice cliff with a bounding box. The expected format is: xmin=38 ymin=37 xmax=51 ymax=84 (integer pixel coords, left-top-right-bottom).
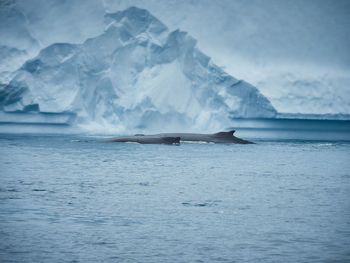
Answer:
xmin=0 ymin=7 xmax=276 ymax=133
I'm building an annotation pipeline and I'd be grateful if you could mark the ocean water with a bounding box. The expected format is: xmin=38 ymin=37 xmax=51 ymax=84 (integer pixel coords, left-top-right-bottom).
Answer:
xmin=0 ymin=134 xmax=349 ymax=262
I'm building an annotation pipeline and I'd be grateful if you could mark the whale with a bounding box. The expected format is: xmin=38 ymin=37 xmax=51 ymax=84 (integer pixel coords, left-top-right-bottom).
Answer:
xmin=109 ymin=130 xmax=253 ymax=144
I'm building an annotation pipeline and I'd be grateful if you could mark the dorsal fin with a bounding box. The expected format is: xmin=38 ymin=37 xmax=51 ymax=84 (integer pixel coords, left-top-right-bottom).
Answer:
xmin=213 ymin=130 xmax=235 ymax=137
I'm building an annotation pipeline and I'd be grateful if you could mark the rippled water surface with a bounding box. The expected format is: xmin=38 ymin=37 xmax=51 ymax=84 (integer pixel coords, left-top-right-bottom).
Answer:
xmin=0 ymin=134 xmax=349 ymax=262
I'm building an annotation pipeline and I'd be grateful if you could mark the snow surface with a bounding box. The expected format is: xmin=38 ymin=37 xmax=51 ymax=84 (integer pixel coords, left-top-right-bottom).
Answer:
xmin=0 ymin=7 xmax=276 ymax=133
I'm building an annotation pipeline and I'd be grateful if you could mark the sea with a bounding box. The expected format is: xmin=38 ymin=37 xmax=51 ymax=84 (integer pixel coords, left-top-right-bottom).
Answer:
xmin=0 ymin=120 xmax=349 ymax=262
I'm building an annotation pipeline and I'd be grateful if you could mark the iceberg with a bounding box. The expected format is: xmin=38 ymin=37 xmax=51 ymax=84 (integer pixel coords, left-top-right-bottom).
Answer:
xmin=0 ymin=0 xmax=40 ymax=83
xmin=0 ymin=7 xmax=276 ymax=133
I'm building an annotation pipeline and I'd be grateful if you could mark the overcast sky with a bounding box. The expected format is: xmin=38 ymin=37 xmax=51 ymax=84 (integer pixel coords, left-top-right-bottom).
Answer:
xmin=12 ymin=0 xmax=350 ymax=72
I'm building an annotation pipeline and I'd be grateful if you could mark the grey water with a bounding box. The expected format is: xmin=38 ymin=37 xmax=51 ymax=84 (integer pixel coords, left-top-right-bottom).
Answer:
xmin=0 ymin=134 xmax=349 ymax=262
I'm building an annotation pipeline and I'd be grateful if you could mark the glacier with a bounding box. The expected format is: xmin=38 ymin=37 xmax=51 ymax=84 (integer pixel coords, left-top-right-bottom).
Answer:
xmin=0 ymin=7 xmax=276 ymax=133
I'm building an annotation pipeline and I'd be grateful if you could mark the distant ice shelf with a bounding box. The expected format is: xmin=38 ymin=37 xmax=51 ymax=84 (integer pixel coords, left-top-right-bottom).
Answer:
xmin=229 ymin=118 xmax=350 ymax=141
xmin=0 ymin=111 xmax=76 ymax=125
xmin=277 ymin=113 xmax=350 ymax=121
xmin=0 ymin=111 xmax=78 ymax=134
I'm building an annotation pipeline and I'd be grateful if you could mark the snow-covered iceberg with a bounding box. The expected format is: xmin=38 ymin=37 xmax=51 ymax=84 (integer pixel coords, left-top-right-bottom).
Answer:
xmin=0 ymin=7 xmax=276 ymax=133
